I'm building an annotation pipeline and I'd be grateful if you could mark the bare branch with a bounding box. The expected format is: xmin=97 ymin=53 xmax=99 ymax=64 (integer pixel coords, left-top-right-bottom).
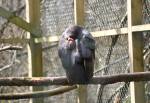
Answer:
xmin=0 ymin=63 xmax=13 ymax=72
xmin=0 ymin=5 xmax=25 ymax=35
xmin=0 ymin=20 xmax=9 ymax=35
xmin=0 ymin=85 xmax=77 ymax=100
xmin=0 ymin=50 xmax=17 ymax=72
xmin=0 ymin=7 xmax=41 ymax=36
xmin=0 ymin=45 xmax=23 ymax=52
xmin=0 ymin=72 xmax=150 ymax=86
xmin=15 ymin=5 xmax=25 ymax=15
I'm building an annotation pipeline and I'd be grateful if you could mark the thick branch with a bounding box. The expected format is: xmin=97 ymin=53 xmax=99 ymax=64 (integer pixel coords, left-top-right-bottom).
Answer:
xmin=0 ymin=86 xmax=77 ymax=100
xmin=0 ymin=7 xmax=41 ymax=36
xmin=0 ymin=72 xmax=150 ymax=86
xmin=0 ymin=5 xmax=25 ymax=34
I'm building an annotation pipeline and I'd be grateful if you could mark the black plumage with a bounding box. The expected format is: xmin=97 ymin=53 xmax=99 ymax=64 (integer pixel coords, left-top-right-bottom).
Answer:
xmin=58 ymin=25 xmax=95 ymax=83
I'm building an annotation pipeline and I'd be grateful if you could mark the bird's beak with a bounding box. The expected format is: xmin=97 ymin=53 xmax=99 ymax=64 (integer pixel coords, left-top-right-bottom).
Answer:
xmin=67 ymin=37 xmax=74 ymax=41
xmin=64 ymin=34 xmax=73 ymax=41
xmin=65 ymin=35 xmax=75 ymax=44
xmin=68 ymin=37 xmax=75 ymax=44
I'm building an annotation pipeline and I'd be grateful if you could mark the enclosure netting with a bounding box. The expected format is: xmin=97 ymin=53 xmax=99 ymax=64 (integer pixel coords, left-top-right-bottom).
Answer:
xmin=41 ymin=0 xmax=150 ymax=103
xmin=0 ymin=0 xmax=149 ymax=103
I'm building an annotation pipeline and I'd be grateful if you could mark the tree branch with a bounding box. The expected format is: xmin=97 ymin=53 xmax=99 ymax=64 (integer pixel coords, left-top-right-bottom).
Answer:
xmin=0 ymin=72 xmax=150 ymax=86
xmin=0 ymin=45 xmax=23 ymax=52
xmin=0 ymin=5 xmax=25 ymax=34
xmin=0 ymin=7 xmax=41 ymax=36
xmin=0 ymin=85 xmax=77 ymax=100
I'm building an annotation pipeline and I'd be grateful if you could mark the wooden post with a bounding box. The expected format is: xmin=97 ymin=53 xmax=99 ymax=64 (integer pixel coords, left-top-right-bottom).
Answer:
xmin=26 ymin=0 xmax=43 ymax=103
xmin=127 ymin=0 xmax=145 ymax=103
xmin=74 ymin=0 xmax=84 ymax=25
xmin=74 ymin=0 xmax=87 ymax=103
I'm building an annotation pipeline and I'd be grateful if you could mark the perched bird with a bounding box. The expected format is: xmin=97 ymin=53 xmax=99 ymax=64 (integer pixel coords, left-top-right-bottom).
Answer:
xmin=58 ymin=25 xmax=95 ymax=83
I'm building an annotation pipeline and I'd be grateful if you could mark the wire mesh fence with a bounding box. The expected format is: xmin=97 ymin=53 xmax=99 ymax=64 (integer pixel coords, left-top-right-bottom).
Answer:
xmin=40 ymin=0 xmax=74 ymax=36
xmin=0 ymin=0 xmax=149 ymax=103
xmin=41 ymin=0 xmax=149 ymax=103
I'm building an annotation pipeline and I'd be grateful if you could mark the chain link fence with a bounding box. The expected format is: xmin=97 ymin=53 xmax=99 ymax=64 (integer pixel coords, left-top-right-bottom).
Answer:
xmin=0 ymin=0 xmax=149 ymax=103
xmin=41 ymin=0 xmax=149 ymax=103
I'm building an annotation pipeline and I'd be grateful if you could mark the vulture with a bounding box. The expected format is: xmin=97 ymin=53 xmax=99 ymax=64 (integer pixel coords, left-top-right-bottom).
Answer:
xmin=58 ymin=25 xmax=95 ymax=83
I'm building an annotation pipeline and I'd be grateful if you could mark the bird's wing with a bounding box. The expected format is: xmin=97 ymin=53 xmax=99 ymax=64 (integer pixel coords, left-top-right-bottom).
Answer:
xmin=80 ymin=29 xmax=95 ymax=80
xmin=80 ymin=29 xmax=95 ymax=58
xmin=83 ymin=54 xmax=95 ymax=80
xmin=82 ymin=29 xmax=95 ymax=50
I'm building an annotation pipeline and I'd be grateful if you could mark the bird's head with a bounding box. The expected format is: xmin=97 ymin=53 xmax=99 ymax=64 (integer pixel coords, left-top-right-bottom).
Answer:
xmin=64 ymin=25 xmax=82 ymax=44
